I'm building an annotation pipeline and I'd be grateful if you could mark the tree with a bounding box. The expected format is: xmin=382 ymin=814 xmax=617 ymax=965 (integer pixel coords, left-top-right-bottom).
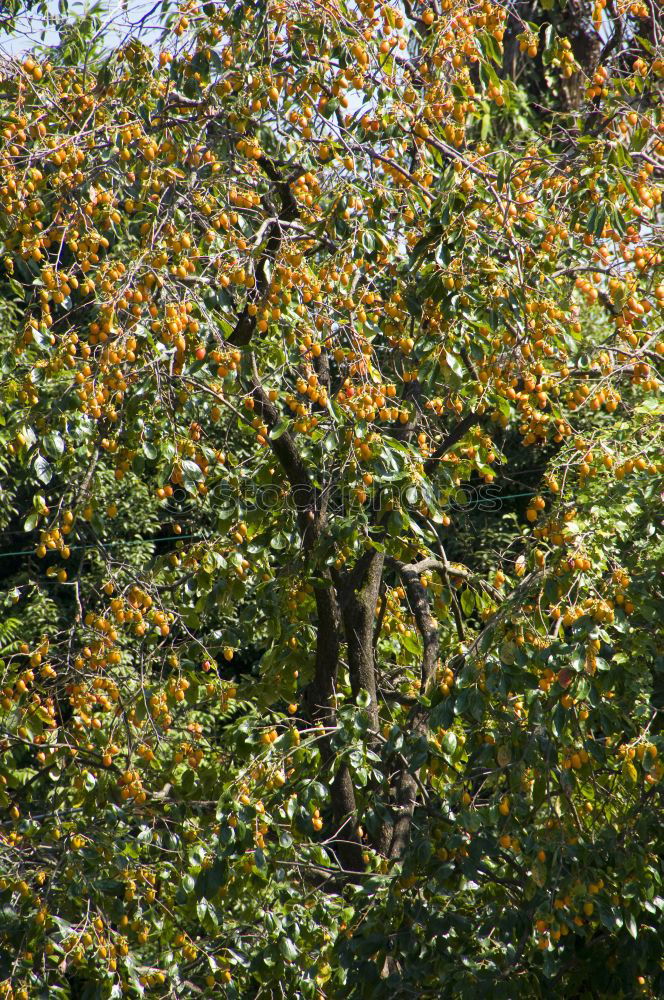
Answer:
xmin=0 ymin=0 xmax=662 ymax=996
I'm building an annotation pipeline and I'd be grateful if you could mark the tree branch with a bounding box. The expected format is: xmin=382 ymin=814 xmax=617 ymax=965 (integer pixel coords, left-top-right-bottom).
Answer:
xmin=228 ymin=156 xmax=304 ymax=347
xmin=424 ymin=411 xmax=482 ymax=475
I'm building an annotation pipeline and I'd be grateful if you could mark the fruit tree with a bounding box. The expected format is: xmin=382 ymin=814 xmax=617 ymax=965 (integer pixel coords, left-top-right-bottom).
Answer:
xmin=0 ymin=0 xmax=663 ymax=996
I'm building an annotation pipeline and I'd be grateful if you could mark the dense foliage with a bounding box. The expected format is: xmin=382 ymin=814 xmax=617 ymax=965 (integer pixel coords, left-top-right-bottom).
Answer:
xmin=0 ymin=0 xmax=662 ymax=997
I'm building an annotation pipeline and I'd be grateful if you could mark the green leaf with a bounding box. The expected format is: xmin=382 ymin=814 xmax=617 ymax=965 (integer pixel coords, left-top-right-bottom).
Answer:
xmin=445 ymin=352 xmax=464 ymax=378
xmin=279 ymin=936 xmax=299 ymax=962
xmin=357 ymin=688 xmax=372 ymax=709
xmin=23 ymin=511 xmax=39 ymax=532
xmin=182 ymin=459 xmax=204 ymax=482
xmin=33 ymin=454 xmax=52 ymax=484
xmin=269 ymin=418 xmax=291 ymax=440
xmin=592 ymin=206 xmax=606 ymax=237
xmin=43 ymin=431 xmax=65 ymax=458
xmin=480 ymin=30 xmax=502 ymax=65
xmin=460 ymin=589 xmax=475 ymax=615
xmin=362 ymin=230 xmax=375 ymax=253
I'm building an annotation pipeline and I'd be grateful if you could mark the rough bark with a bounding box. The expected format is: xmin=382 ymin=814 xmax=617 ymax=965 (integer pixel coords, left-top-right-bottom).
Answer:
xmin=388 ymin=705 xmax=429 ymax=861
xmin=229 ymin=155 xmax=303 ymax=347
xmin=336 ymin=548 xmax=385 ymax=735
xmin=250 ymin=374 xmax=364 ymax=871
xmin=386 ymin=559 xmax=441 ymax=859
xmin=306 ymin=579 xmax=365 ymax=873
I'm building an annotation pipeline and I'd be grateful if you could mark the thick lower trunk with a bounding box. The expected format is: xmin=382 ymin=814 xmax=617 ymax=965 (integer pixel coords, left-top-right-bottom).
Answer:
xmin=338 ymin=549 xmax=384 ymax=734
xmin=388 ymin=708 xmax=428 ymax=860
xmin=306 ymin=577 xmax=364 ymax=873
xmin=387 ymin=560 xmax=441 ymax=858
